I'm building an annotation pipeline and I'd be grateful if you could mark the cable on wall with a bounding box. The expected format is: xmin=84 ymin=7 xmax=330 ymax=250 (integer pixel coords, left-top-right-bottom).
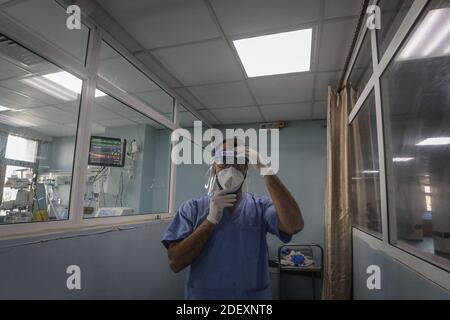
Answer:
xmin=0 ymin=225 xmax=138 ymax=253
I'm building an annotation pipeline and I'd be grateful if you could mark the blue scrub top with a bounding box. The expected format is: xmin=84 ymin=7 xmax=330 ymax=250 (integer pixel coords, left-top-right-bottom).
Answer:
xmin=161 ymin=192 xmax=292 ymax=300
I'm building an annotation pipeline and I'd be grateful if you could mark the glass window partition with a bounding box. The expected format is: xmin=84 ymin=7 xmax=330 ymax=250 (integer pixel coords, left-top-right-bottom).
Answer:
xmin=98 ymin=41 xmax=174 ymax=121
xmin=380 ymin=0 xmax=450 ymax=269
xmin=83 ymin=92 xmax=171 ymax=218
xmin=350 ymin=90 xmax=382 ymax=237
xmin=0 ymin=33 xmax=82 ymax=224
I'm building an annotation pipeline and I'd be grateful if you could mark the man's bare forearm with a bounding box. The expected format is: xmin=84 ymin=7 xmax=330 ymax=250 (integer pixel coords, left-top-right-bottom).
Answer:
xmin=167 ymin=219 xmax=216 ymax=273
xmin=264 ymin=174 xmax=304 ymax=234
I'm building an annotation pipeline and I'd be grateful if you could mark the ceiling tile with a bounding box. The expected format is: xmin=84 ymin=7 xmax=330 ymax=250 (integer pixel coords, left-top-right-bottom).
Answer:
xmin=210 ymin=106 xmax=262 ymax=124
xmin=26 ymin=106 xmax=77 ymax=124
xmin=127 ymin=111 xmax=170 ymax=127
xmin=92 ymin=104 xmax=123 ymax=121
xmin=2 ymin=110 xmax=53 ymax=127
xmin=179 ymin=110 xmax=198 ymax=127
xmin=94 ymin=96 xmax=135 ymax=117
xmin=318 ymin=18 xmax=358 ymax=71
xmin=98 ymin=56 xmax=161 ymax=93
xmin=0 ymin=79 xmax=65 ymax=105
xmin=315 ymin=71 xmax=341 ymax=100
xmin=31 ymin=124 xmax=79 ymax=137
xmin=134 ymin=90 xmax=174 ymax=115
xmin=97 ymin=0 xmax=220 ymax=49
xmin=313 ymin=101 xmax=327 ymax=119
xmin=174 ymin=88 xmax=203 ymax=109
xmin=134 ymin=51 xmax=182 ymax=88
xmin=54 ymin=102 xmax=80 ymax=115
xmin=198 ymin=109 xmax=220 ymax=125
xmin=248 ymin=73 xmax=314 ymax=104
xmin=0 ymin=112 xmax=35 ymax=127
xmin=3 ymin=0 xmax=90 ymax=64
xmin=188 ymin=81 xmax=254 ymax=108
xmin=129 ymin=113 xmax=162 ymax=128
xmin=129 ymin=112 xmax=156 ymax=125
xmin=96 ymin=118 xmax=136 ymax=128
xmin=99 ymin=41 xmax=119 ymax=60
xmin=152 ymin=40 xmax=242 ymax=86
xmin=0 ymin=86 xmax=45 ymax=109
xmin=0 ymin=60 xmax=28 ymax=80
xmin=260 ymin=102 xmax=312 ymax=121
xmin=91 ymin=123 xmax=107 ymax=135
xmin=210 ymin=0 xmax=320 ymax=36
xmin=324 ymin=0 xmax=363 ymax=19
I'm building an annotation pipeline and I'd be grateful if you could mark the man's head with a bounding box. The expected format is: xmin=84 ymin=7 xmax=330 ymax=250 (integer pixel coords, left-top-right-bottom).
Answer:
xmin=212 ymin=138 xmax=248 ymax=193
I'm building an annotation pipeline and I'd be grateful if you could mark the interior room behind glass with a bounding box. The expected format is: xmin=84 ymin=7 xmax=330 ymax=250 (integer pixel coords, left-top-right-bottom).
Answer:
xmin=380 ymin=0 xmax=450 ymax=268
xmin=0 ymin=32 xmax=173 ymax=224
xmin=83 ymin=93 xmax=172 ymax=218
xmin=0 ymin=33 xmax=81 ymax=224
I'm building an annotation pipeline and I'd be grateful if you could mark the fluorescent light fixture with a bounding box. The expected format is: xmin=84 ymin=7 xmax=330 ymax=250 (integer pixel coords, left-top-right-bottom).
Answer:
xmin=393 ymin=157 xmax=414 ymax=162
xmin=22 ymin=71 xmax=106 ymax=101
xmin=22 ymin=76 xmax=77 ymax=101
xmin=44 ymin=72 xmax=107 ymax=97
xmin=233 ymin=28 xmax=312 ymax=77
xmin=43 ymin=72 xmax=82 ymax=95
xmin=0 ymin=105 xmax=11 ymax=112
xmin=421 ymin=19 xmax=450 ymax=57
xmin=95 ymin=90 xmax=107 ymax=97
xmin=425 ymin=195 xmax=432 ymax=211
xmin=424 ymin=185 xmax=431 ymax=194
xmin=399 ymin=8 xmax=450 ymax=60
xmin=416 ymin=137 xmax=450 ymax=146
xmin=361 ymin=170 xmax=379 ymax=174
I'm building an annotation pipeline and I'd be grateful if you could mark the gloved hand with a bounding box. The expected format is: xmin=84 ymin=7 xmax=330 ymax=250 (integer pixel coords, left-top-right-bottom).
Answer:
xmin=236 ymin=146 xmax=275 ymax=176
xmin=207 ymin=190 xmax=237 ymax=224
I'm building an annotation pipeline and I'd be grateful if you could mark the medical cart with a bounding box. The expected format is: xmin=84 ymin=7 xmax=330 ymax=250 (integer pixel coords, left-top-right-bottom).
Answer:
xmin=270 ymin=243 xmax=323 ymax=300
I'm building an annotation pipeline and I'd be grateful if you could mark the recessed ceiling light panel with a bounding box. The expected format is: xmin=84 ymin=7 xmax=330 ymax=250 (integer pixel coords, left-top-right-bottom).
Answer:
xmin=399 ymin=7 xmax=450 ymax=61
xmin=416 ymin=137 xmax=450 ymax=146
xmin=233 ymin=28 xmax=313 ymax=77
xmin=22 ymin=71 xmax=107 ymax=101
xmin=393 ymin=157 xmax=414 ymax=162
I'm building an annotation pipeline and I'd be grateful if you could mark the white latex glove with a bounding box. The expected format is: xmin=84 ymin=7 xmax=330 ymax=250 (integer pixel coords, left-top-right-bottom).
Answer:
xmin=207 ymin=190 xmax=237 ymax=224
xmin=236 ymin=146 xmax=275 ymax=176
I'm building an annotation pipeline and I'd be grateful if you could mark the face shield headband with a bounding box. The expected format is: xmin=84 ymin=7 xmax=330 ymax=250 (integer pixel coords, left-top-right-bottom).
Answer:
xmin=205 ymin=149 xmax=249 ymax=195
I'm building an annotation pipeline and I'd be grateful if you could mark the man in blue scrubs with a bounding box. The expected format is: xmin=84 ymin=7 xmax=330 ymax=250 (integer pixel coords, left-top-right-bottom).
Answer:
xmin=162 ymin=139 xmax=304 ymax=299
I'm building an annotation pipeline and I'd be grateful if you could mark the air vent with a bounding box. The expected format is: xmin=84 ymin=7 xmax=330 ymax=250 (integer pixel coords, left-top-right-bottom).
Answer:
xmin=260 ymin=121 xmax=286 ymax=129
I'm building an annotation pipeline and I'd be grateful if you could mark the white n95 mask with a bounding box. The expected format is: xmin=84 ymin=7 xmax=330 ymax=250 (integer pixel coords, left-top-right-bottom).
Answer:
xmin=216 ymin=167 xmax=245 ymax=193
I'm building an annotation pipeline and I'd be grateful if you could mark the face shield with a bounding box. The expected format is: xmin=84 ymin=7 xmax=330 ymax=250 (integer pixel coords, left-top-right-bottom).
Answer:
xmin=204 ymin=140 xmax=249 ymax=195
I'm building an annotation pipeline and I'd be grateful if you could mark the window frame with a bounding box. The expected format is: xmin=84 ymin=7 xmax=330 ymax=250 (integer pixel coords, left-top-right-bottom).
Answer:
xmin=345 ymin=0 xmax=450 ymax=290
xmin=349 ymin=89 xmax=383 ymax=239
xmin=0 ymin=0 xmax=211 ymax=238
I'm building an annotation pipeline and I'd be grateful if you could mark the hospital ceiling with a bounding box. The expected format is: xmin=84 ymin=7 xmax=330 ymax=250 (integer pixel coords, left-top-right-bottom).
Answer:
xmin=0 ymin=0 xmax=369 ymax=138
xmin=91 ymin=0 xmax=367 ymax=125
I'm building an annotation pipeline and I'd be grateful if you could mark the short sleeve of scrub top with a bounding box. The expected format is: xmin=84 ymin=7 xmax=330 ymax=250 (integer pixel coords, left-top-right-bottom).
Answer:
xmin=161 ymin=200 xmax=197 ymax=249
xmin=257 ymin=195 xmax=293 ymax=243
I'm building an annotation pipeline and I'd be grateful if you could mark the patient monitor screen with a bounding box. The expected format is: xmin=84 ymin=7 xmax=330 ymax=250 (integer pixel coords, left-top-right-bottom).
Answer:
xmin=88 ymin=136 xmax=126 ymax=167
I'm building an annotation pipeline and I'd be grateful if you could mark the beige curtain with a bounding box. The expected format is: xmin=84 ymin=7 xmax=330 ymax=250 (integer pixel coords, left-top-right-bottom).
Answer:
xmin=321 ymin=85 xmax=357 ymax=300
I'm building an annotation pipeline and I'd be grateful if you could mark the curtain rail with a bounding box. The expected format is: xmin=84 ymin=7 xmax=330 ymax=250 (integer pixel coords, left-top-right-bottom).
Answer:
xmin=337 ymin=0 xmax=370 ymax=91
